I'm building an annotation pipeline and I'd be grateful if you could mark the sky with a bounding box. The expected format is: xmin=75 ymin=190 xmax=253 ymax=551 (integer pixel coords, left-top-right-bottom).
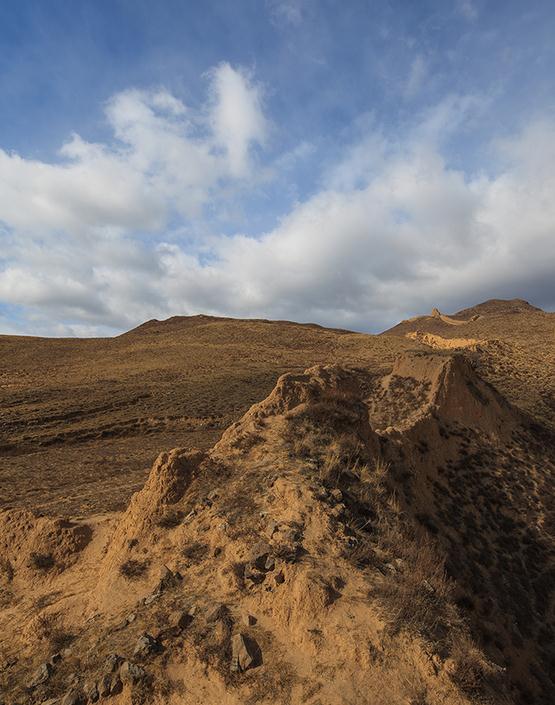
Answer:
xmin=0 ymin=0 xmax=554 ymax=336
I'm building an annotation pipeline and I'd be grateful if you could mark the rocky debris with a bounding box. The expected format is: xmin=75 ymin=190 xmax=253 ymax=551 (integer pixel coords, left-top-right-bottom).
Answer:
xmin=244 ymin=542 xmax=276 ymax=584
xmin=155 ymin=608 xmax=194 ymax=640
xmin=103 ymin=653 xmax=123 ymax=674
xmin=205 ymin=603 xmax=227 ymax=622
xmin=60 ymin=689 xmax=84 ymax=705
xmin=243 ymin=613 xmax=257 ymax=626
xmin=230 ymin=633 xmax=260 ymax=673
xmin=133 ymin=632 xmax=162 ymax=659
xmin=119 ymin=660 xmax=147 ymax=685
xmin=28 ymin=661 xmax=52 ymax=689
xmin=156 ymin=565 xmax=182 ymax=593
xmin=84 ymin=681 xmax=99 ymax=703
xmin=98 ymin=672 xmax=123 ymax=698
xmin=48 ymin=652 xmax=63 ymax=666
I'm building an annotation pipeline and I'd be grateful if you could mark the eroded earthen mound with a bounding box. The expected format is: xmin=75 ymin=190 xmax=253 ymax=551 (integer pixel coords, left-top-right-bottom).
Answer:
xmin=0 ymin=351 xmax=553 ymax=705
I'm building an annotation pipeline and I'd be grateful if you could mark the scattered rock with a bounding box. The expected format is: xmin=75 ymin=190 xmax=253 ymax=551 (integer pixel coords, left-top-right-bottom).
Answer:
xmin=143 ymin=591 xmax=161 ymax=605
xmin=49 ymin=652 xmax=62 ymax=666
xmin=60 ymin=689 xmax=84 ymax=705
xmin=244 ymin=542 xmax=276 ymax=584
xmin=133 ymin=632 xmax=162 ymax=659
xmin=207 ymin=603 xmax=231 ymax=623
xmin=230 ymin=633 xmax=260 ymax=673
xmin=156 ymin=565 xmax=182 ymax=593
xmin=28 ymin=661 xmax=52 ymax=689
xmin=103 ymin=653 xmax=123 ymax=674
xmin=84 ymin=681 xmax=99 ymax=703
xmin=120 ymin=660 xmax=147 ymax=685
xmin=98 ymin=674 xmax=114 ymax=698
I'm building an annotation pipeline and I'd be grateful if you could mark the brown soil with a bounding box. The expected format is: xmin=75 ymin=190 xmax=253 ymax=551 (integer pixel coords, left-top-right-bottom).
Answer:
xmin=0 ymin=301 xmax=554 ymax=705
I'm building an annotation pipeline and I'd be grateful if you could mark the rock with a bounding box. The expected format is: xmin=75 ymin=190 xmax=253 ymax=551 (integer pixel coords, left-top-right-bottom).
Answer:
xmin=243 ymin=562 xmax=266 ymax=584
xmin=243 ymin=613 xmax=257 ymax=626
xmin=60 ymin=690 xmax=84 ymax=705
xmin=330 ymin=488 xmax=343 ymax=502
xmin=175 ymin=609 xmax=194 ymax=631
xmin=157 ymin=565 xmax=182 ymax=592
xmin=274 ymin=570 xmax=285 ymax=585
xmin=249 ymin=542 xmax=273 ymax=571
xmin=126 ymin=612 xmax=137 ymax=624
xmin=143 ymin=591 xmax=161 ymax=605
xmin=133 ymin=632 xmax=162 ymax=659
xmin=230 ymin=633 xmax=260 ymax=673
xmin=48 ymin=652 xmax=62 ymax=666
xmin=110 ymin=677 xmax=123 ymax=696
xmin=266 ymin=519 xmax=278 ymax=537
xmin=84 ymin=681 xmax=99 ymax=703
xmin=244 ymin=542 xmax=275 ymax=584
xmin=120 ymin=660 xmax=146 ymax=685
xmin=98 ymin=674 xmax=113 ymax=698
xmin=28 ymin=661 xmax=52 ymax=689
xmin=206 ymin=603 xmax=231 ymax=623
xmin=103 ymin=653 xmax=123 ymax=673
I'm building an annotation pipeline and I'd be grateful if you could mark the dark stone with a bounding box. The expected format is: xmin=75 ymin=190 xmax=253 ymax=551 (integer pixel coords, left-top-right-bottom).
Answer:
xmin=120 ymin=661 xmax=147 ymax=685
xmin=133 ymin=632 xmax=162 ymax=659
xmin=230 ymin=633 xmax=262 ymax=673
xmin=28 ymin=661 xmax=52 ymax=689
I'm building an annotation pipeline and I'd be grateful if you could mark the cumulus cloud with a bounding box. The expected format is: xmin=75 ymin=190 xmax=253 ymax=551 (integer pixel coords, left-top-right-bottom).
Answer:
xmin=0 ymin=63 xmax=266 ymax=237
xmin=0 ymin=65 xmax=554 ymax=336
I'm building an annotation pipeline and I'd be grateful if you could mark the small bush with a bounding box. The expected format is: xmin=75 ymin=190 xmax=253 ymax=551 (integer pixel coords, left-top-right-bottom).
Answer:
xmin=157 ymin=511 xmax=183 ymax=529
xmin=29 ymin=552 xmax=55 ymax=571
xmin=119 ymin=559 xmax=149 ymax=579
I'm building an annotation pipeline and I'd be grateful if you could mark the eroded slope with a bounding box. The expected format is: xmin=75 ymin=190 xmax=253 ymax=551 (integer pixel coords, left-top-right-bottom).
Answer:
xmin=1 ymin=350 xmax=553 ymax=705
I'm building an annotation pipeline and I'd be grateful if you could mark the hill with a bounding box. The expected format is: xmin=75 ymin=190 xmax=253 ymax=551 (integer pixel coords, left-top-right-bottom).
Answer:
xmin=0 ymin=300 xmax=554 ymax=705
xmin=0 ymin=316 xmax=413 ymax=515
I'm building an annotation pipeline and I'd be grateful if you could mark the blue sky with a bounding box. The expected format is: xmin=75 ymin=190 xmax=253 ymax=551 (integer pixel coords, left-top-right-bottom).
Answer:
xmin=1 ymin=0 xmax=554 ymax=335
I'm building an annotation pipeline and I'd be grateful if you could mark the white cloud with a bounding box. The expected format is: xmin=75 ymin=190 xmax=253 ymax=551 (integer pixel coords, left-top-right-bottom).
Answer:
xmin=1 ymin=72 xmax=554 ymax=335
xmin=0 ymin=63 xmax=267 ymax=238
xmin=208 ymin=63 xmax=268 ymax=177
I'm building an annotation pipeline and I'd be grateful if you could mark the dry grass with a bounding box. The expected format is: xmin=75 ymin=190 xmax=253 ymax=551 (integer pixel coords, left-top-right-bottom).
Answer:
xmin=119 ymin=558 xmax=149 ymax=579
xmin=0 ymin=316 xmax=410 ymax=516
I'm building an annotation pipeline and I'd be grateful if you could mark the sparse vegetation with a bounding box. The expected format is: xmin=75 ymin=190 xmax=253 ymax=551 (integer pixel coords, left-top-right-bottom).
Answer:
xmin=29 ymin=552 xmax=55 ymax=571
xmin=119 ymin=558 xmax=149 ymax=579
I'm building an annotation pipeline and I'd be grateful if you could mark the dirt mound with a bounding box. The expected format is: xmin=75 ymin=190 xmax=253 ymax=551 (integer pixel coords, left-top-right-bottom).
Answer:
xmin=0 ymin=509 xmax=92 ymax=580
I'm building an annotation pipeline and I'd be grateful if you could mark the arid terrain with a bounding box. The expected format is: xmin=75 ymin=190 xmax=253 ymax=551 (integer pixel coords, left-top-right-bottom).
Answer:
xmin=0 ymin=299 xmax=554 ymax=705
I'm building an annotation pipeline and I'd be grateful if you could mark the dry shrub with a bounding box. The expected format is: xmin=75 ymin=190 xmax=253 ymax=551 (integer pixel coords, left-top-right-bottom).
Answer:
xmin=448 ymin=636 xmax=506 ymax=698
xmin=29 ymin=552 xmax=55 ymax=572
xmin=119 ymin=558 xmax=149 ymax=579
xmin=157 ymin=511 xmax=183 ymax=529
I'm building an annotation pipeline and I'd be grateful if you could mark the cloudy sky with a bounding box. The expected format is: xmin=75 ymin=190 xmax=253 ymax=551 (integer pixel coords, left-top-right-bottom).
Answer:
xmin=1 ymin=0 xmax=554 ymax=336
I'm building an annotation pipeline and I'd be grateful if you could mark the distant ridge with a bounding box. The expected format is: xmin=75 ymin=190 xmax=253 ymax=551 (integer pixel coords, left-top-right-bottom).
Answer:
xmin=123 ymin=314 xmax=354 ymax=337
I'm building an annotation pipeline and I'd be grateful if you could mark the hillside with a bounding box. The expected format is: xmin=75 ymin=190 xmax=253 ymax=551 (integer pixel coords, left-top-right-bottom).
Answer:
xmin=0 ymin=316 xmax=413 ymax=515
xmin=384 ymin=299 xmax=555 ymax=431
xmin=0 ymin=301 xmax=554 ymax=705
